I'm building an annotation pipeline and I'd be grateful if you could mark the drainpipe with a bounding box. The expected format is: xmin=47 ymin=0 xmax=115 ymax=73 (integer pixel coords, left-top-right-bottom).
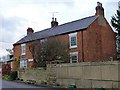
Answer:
xmin=81 ymin=30 xmax=84 ymax=62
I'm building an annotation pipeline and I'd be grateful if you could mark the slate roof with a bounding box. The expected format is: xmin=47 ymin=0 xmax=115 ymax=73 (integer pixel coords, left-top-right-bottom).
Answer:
xmin=14 ymin=15 xmax=98 ymax=45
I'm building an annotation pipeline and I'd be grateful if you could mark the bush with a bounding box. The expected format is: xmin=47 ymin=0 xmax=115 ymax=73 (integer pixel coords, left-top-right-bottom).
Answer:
xmin=26 ymin=80 xmax=36 ymax=84
xmin=2 ymin=64 xmax=11 ymax=76
xmin=41 ymin=80 xmax=47 ymax=85
xmin=10 ymin=71 xmax=18 ymax=80
xmin=4 ymin=75 xmax=11 ymax=80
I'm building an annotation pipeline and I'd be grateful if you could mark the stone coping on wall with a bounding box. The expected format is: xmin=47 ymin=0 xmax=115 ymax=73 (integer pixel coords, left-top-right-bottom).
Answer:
xmin=53 ymin=60 xmax=120 ymax=67
xmin=54 ymin=60 xmax=120 ymax=81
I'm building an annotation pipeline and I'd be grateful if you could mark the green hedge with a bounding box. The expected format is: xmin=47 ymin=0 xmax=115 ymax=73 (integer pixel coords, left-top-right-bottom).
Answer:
xmin=10 ymin=71 xmax=18 ymax=80
xmin=4 ymin=75 xmax=11 ymax=80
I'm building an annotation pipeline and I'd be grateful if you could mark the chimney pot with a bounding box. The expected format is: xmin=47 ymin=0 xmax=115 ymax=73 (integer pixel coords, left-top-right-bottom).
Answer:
xmin=95 ymin=2 xmax=104 ymax=16
xmin=52 ymin=17 xmax=54 ymax=21
xmin=97 ymin=2 xmax=102 ymax=7
xmin=55 ymin=18 xmax=57 ymax=21
xmin=27 ymin=27 xmax=34 ymax=35
xmin=51 ymin=17 xmax=58 ymax=28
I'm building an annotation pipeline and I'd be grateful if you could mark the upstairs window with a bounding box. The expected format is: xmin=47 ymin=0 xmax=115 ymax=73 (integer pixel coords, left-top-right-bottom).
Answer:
xmin=40 ymin=39 xmax=47 ymax=46
xmin=21 ymin=43 xmax=26 ymax=55
xmin=70 ymin=52 xmax=78 ymax=63
xmin=69 ymin=32 xmax=77 ymax=48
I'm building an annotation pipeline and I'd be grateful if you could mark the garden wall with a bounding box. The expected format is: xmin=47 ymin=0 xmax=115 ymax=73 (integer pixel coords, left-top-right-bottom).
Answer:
xmin=56 ymin=61 xmax=120 ymax=88
xmin=19 ymin=68 xmax=49 ymax=84
xmin=19 ymin=61 xmax=120 ymax=88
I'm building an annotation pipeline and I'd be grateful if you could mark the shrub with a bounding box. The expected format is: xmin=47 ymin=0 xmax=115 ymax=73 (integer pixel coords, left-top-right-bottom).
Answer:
xmin=4 ymin=75 xmax=11 ymax=80
xmin=41 ymin=80 xmax=47 ymax=85
xmin=9 ymin=71 xmax=18 ymax=80
xmin=26 ymin=80 xmax=36 ymax=84
xmin=2 ymin=64 xmax=11 ymax=76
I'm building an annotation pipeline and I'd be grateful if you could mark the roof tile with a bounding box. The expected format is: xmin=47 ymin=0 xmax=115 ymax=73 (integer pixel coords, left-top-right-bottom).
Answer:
xmin=14 ymin=15 xmax=98 ymax=45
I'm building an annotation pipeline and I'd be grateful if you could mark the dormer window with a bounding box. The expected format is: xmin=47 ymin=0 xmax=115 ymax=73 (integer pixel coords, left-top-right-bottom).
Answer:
xmin=69 ymin=32 xmax=77 ymax=48
xmin=21 ymin=43 xmax=26 ymax=55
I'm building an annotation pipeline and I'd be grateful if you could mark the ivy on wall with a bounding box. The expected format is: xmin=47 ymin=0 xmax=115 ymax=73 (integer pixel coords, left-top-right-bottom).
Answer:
xmin=13 ymin=56 xmax=20 ymax=70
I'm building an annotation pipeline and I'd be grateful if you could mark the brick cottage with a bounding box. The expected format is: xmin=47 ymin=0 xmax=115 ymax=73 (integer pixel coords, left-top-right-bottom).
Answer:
xmin=13 ymin=2 xmax=116 ymax=70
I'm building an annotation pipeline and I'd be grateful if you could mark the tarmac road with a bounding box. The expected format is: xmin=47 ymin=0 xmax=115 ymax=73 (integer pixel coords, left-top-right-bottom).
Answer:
xmin=1 ymin=80 xmax=63 ymax=90
xmin=2 ymin=80 xmax=40 ymax=88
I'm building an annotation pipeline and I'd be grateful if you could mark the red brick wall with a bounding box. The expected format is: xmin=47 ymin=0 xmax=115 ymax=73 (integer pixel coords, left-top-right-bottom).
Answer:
xmin=26 ymin=42 xmax=33 ymax=59
xmin=83 ymin=18 xmax=102 ymax=61
xmin=83 ymin=16 xmax=116 ymax=61
xmin=13 ymin=44 xmax=21 ymax=58
xmin=13 ymin=35 xmax=69 ymax=69
xmin=68 ymin=31 xmax=84 ymax=62
xmin=101 ymin=19 xmax=116 ymax=60
xmin=13 ymin=16 xmax=116 ymax=69
xmin=13 ymin=42 xmax=34 ymax=70
xmin=13 ymin=45 xmax=21 ymax=70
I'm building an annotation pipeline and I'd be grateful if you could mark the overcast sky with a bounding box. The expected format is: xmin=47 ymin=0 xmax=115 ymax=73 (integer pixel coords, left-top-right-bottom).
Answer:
xmin=0 ymin=0 xmax=119 ymax=57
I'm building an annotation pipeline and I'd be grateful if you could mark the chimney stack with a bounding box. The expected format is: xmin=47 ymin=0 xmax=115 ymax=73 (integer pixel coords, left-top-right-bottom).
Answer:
xmin=95 ymin=2 xmax=104 ymax=16
xmin=51 ymin=17 xmax=58 ymax=28
xmin=27 ymin=27 xmax=34 ymax=35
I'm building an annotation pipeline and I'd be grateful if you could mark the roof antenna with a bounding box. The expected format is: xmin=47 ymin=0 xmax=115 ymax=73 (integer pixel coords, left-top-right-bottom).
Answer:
xmin=49 ymin=11 xmax=58 ymax=19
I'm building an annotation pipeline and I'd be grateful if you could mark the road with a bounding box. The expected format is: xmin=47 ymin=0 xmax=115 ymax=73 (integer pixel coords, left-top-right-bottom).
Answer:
xmin=2 ymin=80 xmax=41 ymax=88
xmin=1 ymin=80 xmax=61 ymax=90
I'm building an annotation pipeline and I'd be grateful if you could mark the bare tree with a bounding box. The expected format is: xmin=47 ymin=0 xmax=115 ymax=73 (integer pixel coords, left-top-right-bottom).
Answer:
xmin=29 ymin=37 xmax=69 ymax=67
xmin=29 ymin=40 xmax=41 ymax=67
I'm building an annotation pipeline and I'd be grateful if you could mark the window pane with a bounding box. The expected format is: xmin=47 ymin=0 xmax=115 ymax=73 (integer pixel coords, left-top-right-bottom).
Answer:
xmin=24 ymin=60 xmax=27 ymax=68
xmin=71 ymin=56 xmax=77 ymax=60
xmin=20 ymin=59 xmax=27 ymax=68
xmin=20 ymin=60 xmax=23 ymax=68
xmin=72 ymin=60 xmax=77 ymax=63
xmin=71 ymin=37 xmax=76 ymax=46
xmin=70 ymin=52 xmax=78 ymax=63
xmin=21 ymin=44 xmax=26 ymax=55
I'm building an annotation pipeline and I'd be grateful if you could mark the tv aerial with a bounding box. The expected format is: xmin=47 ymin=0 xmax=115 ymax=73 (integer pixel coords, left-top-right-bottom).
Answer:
xmin=49 ymin=12 xmax=59 ymax=18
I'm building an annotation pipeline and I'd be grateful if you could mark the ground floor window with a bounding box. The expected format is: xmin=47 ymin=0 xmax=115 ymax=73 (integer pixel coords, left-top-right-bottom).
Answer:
xmin=70 ymin=52 xmax=78 ymax=63
xmin=20 ymin=58 xmax=27 ymax=68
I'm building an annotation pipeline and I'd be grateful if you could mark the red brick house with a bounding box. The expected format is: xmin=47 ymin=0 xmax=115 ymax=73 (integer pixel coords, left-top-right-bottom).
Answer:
xmin=13 ymin=2 xmax=116 ymax=70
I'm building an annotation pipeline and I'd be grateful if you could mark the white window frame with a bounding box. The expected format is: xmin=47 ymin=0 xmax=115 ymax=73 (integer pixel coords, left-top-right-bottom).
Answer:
xmin=40 ymin=39 xmax=47 ymax=44
xmin=20 ymin=59 xmax=27 ymax=68
xmin=21 ymin=43 xmax=26 ymax=55
xmin=70 ymin=52 xmax=78 ymax=63
xmin=69 ymin=32 xmax=77 ymax=48
xmin=28 ymin=59 xmax=33 ymax=62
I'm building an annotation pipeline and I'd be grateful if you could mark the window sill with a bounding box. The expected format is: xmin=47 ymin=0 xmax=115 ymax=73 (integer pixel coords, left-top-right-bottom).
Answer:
xmin=70 ymin=46 xmax=77 ymax=49
xmin=21 ymin=53 xmax=26 ymax=55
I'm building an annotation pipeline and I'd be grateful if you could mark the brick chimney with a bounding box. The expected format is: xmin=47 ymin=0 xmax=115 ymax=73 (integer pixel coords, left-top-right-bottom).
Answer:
xmin=27 ymin=27 xmax=34 ymax=35
xmin=51 ymin=17 xmax=58 ymax=28
xmin=95 ymin=2 xmax=104 ymax=16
